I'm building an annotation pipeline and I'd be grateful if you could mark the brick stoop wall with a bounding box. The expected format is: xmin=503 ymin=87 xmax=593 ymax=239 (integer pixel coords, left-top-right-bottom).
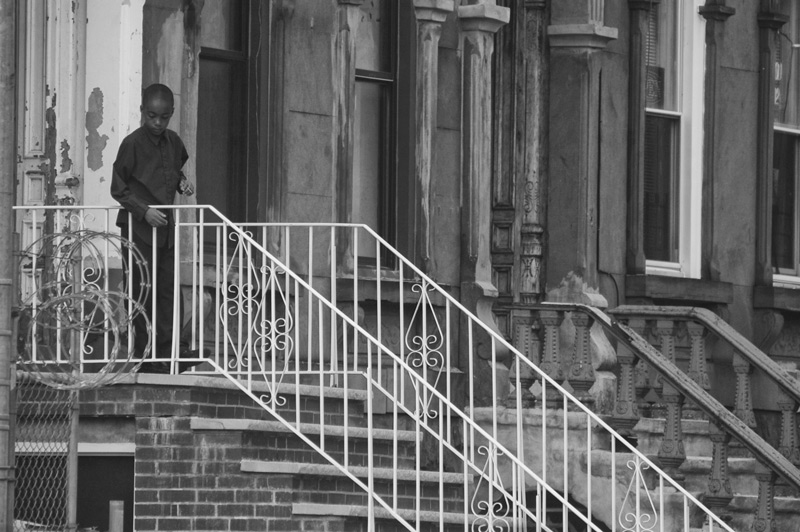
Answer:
xmin=76 ymin=374 xmax=469 ymax=532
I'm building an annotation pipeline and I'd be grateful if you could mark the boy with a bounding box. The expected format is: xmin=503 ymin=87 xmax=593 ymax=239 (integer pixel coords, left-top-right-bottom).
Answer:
xmin=111 ymin=83 xmax=199 ymax=373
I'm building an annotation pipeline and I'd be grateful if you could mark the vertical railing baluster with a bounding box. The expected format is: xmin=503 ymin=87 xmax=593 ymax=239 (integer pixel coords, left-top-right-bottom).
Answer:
xmin=753 ymin=465 xmax=777 ymax=532
xmin=610 ymin=343 xmax=640 ymax=437
xmin=509 ymin=315 xmax=538 ymax=408
xmin=657 ymin=385 xmax=687 ymax=480
xmin=685 ymin=320 xmax=710 ymax=419
xmin=652 ymin=320 xmax=678 ymax=419
xmin=627 ymin=318 xmax=653 ymax=418
xmin=702 ymin=422 xmax=733 ymax=513
xmin=568 ymin=311 xmax=595 ymax=408
xmin=536 ymin=310 xmax=565 ymax=408
xmin=777 ymin=391 xmax=800 ymax=464
xmin=732 ymin=352 xmax=757 ymax=429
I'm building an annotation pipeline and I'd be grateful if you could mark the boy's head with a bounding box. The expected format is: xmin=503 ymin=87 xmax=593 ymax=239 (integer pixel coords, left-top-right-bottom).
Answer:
xmin=141 ymin=83 xmax=175 ymax=137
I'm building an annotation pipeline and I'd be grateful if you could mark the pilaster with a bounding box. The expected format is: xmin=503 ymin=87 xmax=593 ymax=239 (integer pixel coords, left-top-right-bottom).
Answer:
xmin=413 ymin=0 xmax=454 ymax=273
xmin=625 ymin=0 xmax=657 ymax=274
xmin=699 ymin=0 xmax=735 ymax=280
xmin=545 ymin=0 xmax=616 ymax=299
xmin=333 ymin=0 xmax=365 ymax=270
xmin=458 ymin=0 xmax=510 ymax=401
xmin=755 ymin=1 xmax=788 ymax=285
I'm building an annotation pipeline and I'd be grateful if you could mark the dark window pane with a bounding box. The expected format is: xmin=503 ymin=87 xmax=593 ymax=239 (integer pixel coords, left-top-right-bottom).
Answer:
xmin=643 ymin=114 xmax=680 ymax=262
xmin=77 ymin=456 xmax=135 ymax=532
xmin=197 ymin=56 xmax=247 ymax=224
xmin=773 ymin=132 xmax=797 ymax=271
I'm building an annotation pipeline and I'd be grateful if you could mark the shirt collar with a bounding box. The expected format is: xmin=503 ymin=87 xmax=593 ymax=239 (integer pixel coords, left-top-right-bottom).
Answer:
xmin=143 ymin=127 xmax=165 ymax=146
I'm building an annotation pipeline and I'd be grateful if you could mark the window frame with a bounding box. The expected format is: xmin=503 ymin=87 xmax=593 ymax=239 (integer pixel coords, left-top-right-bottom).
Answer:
xmin=644 ymin=0 xmax=706 ymax=279
xmin=772 ymin=2 xmax=800 ymax=287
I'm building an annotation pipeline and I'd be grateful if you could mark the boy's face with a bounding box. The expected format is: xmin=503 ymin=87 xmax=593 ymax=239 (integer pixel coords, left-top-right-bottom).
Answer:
xmin=141 ymin=97 xmax=174 ymax=137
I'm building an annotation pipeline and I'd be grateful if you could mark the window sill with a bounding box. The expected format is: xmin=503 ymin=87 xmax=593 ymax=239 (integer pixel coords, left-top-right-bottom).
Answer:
xmin=754 ymin=285 xmax=800 ymax=312
xmin=626 ymin=275 xmax=733 ymax=305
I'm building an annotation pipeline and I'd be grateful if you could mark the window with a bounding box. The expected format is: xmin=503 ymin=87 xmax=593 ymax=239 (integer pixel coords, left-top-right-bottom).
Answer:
xmin=643 ymin=0 xmax=705 ymax=278
xmin=195 ymin=0 xmax=255 ymax=224
xmin=773 ymin=1 xmax=800 ymax=283
xmin=353 ymin=0 xmax=414 ymax=262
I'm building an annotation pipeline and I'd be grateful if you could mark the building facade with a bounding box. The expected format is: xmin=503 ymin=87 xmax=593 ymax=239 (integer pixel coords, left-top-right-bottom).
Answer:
xmin=11 ymin=0 xmax=800 ymax=530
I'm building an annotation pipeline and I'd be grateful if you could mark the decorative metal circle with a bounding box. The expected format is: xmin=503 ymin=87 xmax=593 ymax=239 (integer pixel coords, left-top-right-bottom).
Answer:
xmin=16 ymin=229 xmax=151 ymax=389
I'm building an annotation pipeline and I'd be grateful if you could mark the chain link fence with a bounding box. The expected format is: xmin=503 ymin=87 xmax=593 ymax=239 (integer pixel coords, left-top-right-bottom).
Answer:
xmin=13 ymin=373 xmax=75 ymax=532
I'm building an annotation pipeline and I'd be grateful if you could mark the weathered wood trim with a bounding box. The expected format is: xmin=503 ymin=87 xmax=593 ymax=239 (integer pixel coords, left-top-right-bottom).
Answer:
xmin=413 ymin=0 xmax=453 ymax=273
xmin=332 ymin=0 xmax=364 ymax=271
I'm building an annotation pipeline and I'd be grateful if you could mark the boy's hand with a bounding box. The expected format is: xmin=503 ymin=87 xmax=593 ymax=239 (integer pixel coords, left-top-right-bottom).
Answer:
xmin=178 ymin=176 xmax=195 ymax=196
xmin=144 ymin=208 xmax=168 ymax=227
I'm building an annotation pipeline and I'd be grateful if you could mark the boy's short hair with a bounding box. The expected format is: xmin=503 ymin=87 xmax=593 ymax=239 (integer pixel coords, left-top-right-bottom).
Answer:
xmin=142 ymin=83 xmax=174 ymax=107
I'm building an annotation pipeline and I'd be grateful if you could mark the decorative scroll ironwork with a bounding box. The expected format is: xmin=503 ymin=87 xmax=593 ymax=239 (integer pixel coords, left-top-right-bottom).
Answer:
xmin=221 ymin=230 xmax=294 ymax=407
xmin=16 ymin=219 xmax=150 ymax=389
xmin=471 ymin=444 xmax=510 ymax=532
xmin=404 ymin=280 xmax=445 ymax=419
xmin=619 ymin=459 xmax=658 ymax=532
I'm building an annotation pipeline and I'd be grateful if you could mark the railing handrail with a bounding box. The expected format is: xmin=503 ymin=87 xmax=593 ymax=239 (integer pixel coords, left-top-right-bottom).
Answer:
xmin=610 ymin=305 xmax=800 ymax=404
xmin=15 ymin=205 xmax=737 ymax=531
xmin=567 ymin=303 xmax=800 ymax=490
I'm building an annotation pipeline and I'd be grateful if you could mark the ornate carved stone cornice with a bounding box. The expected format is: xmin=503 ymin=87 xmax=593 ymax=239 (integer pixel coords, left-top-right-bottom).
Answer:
xmin=757 ymin=11 xmax=789 ymax=30
xmin=547 ymin=24 xmax=617 ymax=48
xmin=524 ymin=0 xmax=547 ymax=10
xmin=414 ymin=0 xmax=454 ymax=23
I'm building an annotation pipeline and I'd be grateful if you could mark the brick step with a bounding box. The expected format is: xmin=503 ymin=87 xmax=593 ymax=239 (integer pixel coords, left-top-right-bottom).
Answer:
xmin=241 ymin=460 xmax=468 ymax=513
xmin=191 ymin=417 xmax=422 ymax=469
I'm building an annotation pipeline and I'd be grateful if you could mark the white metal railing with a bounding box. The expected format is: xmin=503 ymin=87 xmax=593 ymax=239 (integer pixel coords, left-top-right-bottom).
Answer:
xmin=13 ymin=205 xmax=735 ymax=532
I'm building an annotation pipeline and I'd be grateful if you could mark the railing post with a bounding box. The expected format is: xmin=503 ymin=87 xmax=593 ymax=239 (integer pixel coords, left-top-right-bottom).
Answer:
xmin=753 ymin=464 xmax=777 ymax=532
xmin=702 ymin=422 xmax=733 ymax=512
xmin=651 ymin=319 xmax=678 ymax=419
xmin=732 ymin=352 xmax=757 ymax=429
xmin=610 ymin=343 xmax=640 ymax=436
xmin=567 ymin=312 xmax=595 ymax=408
xmin=536 ymin=310 xmax=565 ymax=408
xmin=777 ymin=391 xmax=800 ymax=465
xmin=685 ymin=320 xmax=710 ymax=419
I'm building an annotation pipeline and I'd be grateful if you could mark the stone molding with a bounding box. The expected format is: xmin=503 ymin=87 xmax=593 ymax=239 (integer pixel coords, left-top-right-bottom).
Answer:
xmin=547 ymin=23 xmax=618 ymax=49
xmin=414 ymin=0 xmax=454 ymax=23
xmin=458 ymin=3 xmax=510 ymax=34
xmin=699 ymin=4 xmax=735 ymax=22
xmin=628 ymin=0 xmax=659 ymax=9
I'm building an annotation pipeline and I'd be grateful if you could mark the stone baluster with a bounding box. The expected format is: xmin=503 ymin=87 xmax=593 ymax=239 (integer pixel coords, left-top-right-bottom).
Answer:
xmin=753 ymin=465 xmax=777 ymax=532
xmin=508 ymin=315 xmax=540 ymax=408
xmin=684 ymin=321 xmax=710 ymax=419
xmin=536 ymin=310 xmax=566 ymax=408
xmin=732 ymin=352 xmax=757 ymax=429
xmin=627 ymin=318 xmax=653 ymax=417
xmin=610 ymin=342 xmax=640 ymax=437
xmin=651 ymin=319 xmax=678 ymax=419
xmin=656 ymin=385 xmax=686 ymax=480
xmin=568 ymin=311 xmax=595 ymax=408
xmin=777 ymin=390 xmax=800 ymax=465
xmin=702 ymin=422 xmax=734 ymax=512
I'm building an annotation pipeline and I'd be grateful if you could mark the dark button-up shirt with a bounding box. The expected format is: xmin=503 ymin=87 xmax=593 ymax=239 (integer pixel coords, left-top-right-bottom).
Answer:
xmin=111 ymin=127 xmax=188 ymax=247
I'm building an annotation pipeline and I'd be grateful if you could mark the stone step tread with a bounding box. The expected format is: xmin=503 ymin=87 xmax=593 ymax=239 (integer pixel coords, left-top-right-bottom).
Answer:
xmin=241 ymin=459 xmax=469 ymax=484
xmin=131 ymin=373 xmax=369 ymax=401
xmin=292 ymin=502 xmax=476 ymax=525
xmin=729 ymin=494 xmax=800 ymax=513
xmin=190 ymin=417 xmax=420 ymax=442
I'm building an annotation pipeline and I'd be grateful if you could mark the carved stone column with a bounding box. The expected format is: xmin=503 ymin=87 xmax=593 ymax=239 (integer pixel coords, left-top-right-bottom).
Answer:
xmin=626 ymin=0 xmax=657 ymax=274
xmin=755 ymin=1 xmax=788 ymax=285
xmin=545 ymin=0 xmax=617 ymax=297
xmin=333 ymin=0 xmax=365 ymax=271
xmin=517 ymin=0 xmax=548 ymax=305
xmin=458 ymin=0 xmax=510 ymax=404
xmin=414 ymin=0 xmax=454 ymax=273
